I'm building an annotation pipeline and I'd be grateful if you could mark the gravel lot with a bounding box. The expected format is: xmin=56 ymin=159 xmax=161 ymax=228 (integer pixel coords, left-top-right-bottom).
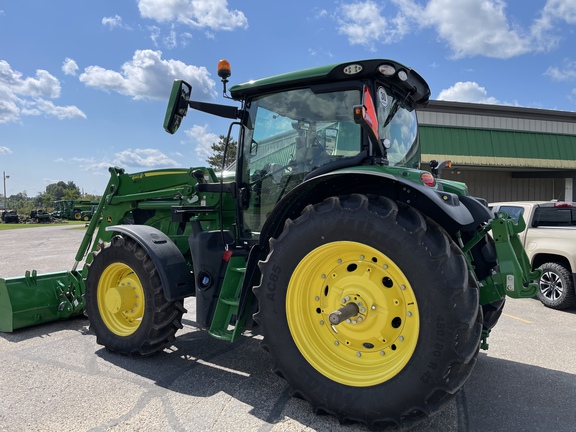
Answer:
xmin=1 ymin=225 xmax=575 ymax=431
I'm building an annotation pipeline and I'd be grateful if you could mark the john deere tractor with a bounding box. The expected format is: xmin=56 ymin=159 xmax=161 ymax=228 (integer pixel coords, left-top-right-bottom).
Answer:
xmin=0 ymin=59 xmax=539 ymax=429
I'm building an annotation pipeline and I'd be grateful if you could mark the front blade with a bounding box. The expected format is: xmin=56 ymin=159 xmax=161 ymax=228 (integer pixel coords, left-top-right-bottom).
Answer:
xmin=0 ymin=270 xmax=85 ymax=332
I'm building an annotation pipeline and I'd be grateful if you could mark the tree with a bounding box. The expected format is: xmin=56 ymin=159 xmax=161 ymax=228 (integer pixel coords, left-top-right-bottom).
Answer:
xmin=206 ymin=135 xmax=237 ymax=169
xmin=45 ymin=181 xmax=81 ymax=201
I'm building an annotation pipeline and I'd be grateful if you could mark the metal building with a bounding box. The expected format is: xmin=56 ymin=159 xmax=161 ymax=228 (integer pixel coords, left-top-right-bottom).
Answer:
xmin=418 ymin=100 xmax=576 ymax=203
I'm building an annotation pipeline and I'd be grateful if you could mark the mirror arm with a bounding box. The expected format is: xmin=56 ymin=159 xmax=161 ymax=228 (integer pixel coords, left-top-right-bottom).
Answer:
xmin=188 ymin=101 xmax=241 ymax=120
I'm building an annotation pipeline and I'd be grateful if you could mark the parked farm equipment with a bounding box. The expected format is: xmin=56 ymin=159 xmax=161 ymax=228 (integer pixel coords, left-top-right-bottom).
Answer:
xmin=1 ymin=210 xmax=19 ymax=223
xmin=52 ymin=200 xmax=99 ymax=221
xmin=0 ymin=59 xmax=539 ymax=429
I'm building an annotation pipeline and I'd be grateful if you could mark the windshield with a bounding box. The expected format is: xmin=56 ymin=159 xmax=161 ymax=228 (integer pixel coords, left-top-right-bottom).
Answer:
xmin=376 ymin=86 xmax=419 ymax=166
xmin=245 ymin=88 xmax=361 ymax=171
xmin=240 ymin=87 xmax=361 ymax=238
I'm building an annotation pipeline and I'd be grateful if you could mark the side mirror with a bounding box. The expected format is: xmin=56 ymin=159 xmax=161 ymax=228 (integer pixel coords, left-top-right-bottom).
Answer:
xmin=163 ymin=80 xmax=192 ymax=134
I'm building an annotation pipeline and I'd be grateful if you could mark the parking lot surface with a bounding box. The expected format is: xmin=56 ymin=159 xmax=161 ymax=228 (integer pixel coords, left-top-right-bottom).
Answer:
xmin=1 ymin=225 xmax=575 ymax=431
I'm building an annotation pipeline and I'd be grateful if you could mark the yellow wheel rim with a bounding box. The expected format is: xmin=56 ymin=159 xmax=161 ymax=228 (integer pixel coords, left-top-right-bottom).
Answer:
xmin=286 ymin=241 xmax=419 ymax=387
xmin=97 ymin=262 xmax=145 ymax=336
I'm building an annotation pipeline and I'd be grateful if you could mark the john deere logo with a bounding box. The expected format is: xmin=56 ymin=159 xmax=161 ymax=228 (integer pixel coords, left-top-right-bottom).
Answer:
xmin=106 ymin=216 xmax=112 ymax=223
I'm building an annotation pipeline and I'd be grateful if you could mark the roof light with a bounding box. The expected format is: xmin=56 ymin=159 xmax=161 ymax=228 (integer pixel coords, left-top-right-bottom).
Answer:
xmin=420 ymin=172 xmax=436 ymax=187
xmin=343 ymin=64 xmax=363 ymax=75
xmin=554 ymin=202 xmax=573 ymax=208
xmin=217 ymin=59 xmax=231 ymax=80
xmin=398 ymin=70 xmax=408 ymax=81
xmin=378 ymin=64 xmax=396 ymax=76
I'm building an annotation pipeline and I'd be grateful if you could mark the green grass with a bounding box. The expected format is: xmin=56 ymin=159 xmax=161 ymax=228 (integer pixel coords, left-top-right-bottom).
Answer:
xmin=0 ymin=221 xmax=87 ymax=231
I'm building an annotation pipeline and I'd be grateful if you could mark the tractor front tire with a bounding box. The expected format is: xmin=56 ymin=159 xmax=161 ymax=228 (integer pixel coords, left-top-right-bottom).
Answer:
xmin=255 ymin=194 xmax=482 ymax=429
xmin=85 ymin=235 xmax=185 ymax=356
xmin=537 ymin=262 xmax=576 ymax=310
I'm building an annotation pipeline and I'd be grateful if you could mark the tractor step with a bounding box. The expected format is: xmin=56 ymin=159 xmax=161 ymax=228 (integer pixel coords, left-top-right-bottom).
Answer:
xmin=208 ymin=258 xmax=250 ymax=342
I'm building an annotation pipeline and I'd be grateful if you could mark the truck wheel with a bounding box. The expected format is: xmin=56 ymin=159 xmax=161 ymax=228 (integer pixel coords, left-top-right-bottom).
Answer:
xmin=85 ymin=235 xmax=185 ymax=356
xmin=255 ymin=194 xmax=482 ymax=428
xmin=537 ymin=262 xmax=576 ymax=310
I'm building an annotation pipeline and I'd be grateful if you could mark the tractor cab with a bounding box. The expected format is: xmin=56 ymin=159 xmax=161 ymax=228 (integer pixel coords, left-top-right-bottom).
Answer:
xmin=164 ymin=59 xmax=431 ymax=243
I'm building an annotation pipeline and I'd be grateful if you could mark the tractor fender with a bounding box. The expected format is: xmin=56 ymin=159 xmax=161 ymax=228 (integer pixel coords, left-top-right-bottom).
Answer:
xmin=105 ymin=225 xmax=194 ymax=301
xmin=259 ymin=170 xmax=490 ymax=248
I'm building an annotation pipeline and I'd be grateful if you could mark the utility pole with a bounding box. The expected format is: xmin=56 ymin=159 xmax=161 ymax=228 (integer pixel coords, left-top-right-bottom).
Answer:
xmin=3 ymin=171 xmax=9 ymax=211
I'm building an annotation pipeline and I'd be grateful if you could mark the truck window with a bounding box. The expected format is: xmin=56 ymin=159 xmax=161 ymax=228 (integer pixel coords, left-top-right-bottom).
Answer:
xmin=532 ymin=207 xmax=576 ymax=227
xmin=499 ymin=206 xmax=524 ymax=223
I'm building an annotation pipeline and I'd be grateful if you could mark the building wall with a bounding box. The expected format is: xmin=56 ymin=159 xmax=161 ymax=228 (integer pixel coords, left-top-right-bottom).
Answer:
xmin=418 ymin=101 xmax=576 ymax=203
xmin=439 ymin=169 xmax=568 ymax=203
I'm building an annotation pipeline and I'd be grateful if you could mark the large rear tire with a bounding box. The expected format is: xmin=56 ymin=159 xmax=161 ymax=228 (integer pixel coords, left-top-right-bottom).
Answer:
xmin=255 ymin=194 xmax=482 ymax=429
xmin=85 ymin=235 xmax=185 ymax=356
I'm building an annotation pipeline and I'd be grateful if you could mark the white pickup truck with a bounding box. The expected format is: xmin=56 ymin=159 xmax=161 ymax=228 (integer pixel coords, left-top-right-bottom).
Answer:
xmin=490 ymin=201 xmax=576 ymax=310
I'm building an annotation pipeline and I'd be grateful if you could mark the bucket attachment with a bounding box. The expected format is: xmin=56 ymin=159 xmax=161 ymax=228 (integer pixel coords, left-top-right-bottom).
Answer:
xmin=0 ymin=270 xmax=86 ymax=332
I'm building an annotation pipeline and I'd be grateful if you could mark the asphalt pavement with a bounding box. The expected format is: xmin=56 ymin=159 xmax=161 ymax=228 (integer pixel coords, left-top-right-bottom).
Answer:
xmin=0 ymin=224 xmax=575 ymax=431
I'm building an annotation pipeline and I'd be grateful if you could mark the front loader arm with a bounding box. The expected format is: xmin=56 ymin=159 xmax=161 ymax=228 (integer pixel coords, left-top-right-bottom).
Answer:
xmin=465 ymin=212 xmax=541 ymax=306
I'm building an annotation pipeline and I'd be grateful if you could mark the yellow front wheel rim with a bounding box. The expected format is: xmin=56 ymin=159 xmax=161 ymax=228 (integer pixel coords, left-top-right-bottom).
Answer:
xmin=286 ymin=241 xmax=419 ymax=387
xmin=97 ymin=262 xmax=145 ymax=336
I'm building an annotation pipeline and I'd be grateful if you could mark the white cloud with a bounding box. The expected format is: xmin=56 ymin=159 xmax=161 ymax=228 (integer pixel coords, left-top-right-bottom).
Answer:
xmin=437 ymin=81 xmax=500 ymax=104
xmin=78 ymin=49 xmax=217 ymax=101
xmin=335 ymin=0 xmax=569 ymax=59
xmin=184 ymin=124 xmax=218 ymax=162
xmin=545 ymin=62 xmax=576 ymax=81
xmin=60 ymin=149 xmax=178 ymax=175
xmin=0 ymin=146 xmax=13 ymax=154
xmin=114 ymin=148 xmax=178 ymax=168
xmin=393 ymin=0 xmax=532 ymax=58
xmin=532 ymin=0 xmax=576 ymax=46
xmin=21 ymin=99 xmax=87 ymax=120
xmin=0 ymin=97 xmax=20 ymax=124
xmin=68 ymin=157 xmax=113 ymax=173
xmin=18 ymin=69 xmax=61 ymax=98
xmin=62 ymin=58 xmax=79 ymax=76
xmin=336 ymin=1 xmax=408 ymax=50
xmin=102 ymin=14 xmax=130 ymax=30
xmin=0 ymin=60 xmax=85 ymax=124
xmin=137 ymin=0 xmax=248 ymax=31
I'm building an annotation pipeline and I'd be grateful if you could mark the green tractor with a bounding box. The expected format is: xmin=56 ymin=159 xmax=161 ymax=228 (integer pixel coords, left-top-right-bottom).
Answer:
xmin=0 ymin=58 xmax=539 ymax=429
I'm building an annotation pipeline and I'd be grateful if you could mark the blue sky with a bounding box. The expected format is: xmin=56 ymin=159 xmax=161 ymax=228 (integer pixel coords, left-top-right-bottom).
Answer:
xmin=1 ymin=0 xmax=576 ymax=197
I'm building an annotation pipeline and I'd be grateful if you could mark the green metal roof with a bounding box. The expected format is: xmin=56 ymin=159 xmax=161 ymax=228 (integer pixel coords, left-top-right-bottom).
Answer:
xmin=420 ymin=125 xmax=576 ymax=169
xmin=229 ymin=59 xmax=430 ymax=107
